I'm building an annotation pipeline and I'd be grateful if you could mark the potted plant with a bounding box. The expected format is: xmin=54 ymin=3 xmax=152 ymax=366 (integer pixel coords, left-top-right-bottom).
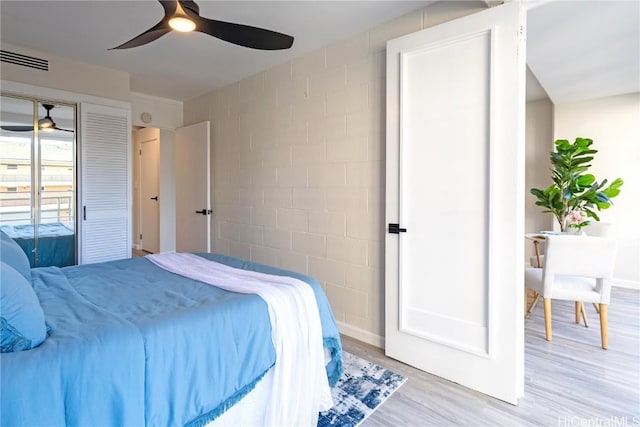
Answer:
xmin=530 ymin=137 xmax=623 ymax=232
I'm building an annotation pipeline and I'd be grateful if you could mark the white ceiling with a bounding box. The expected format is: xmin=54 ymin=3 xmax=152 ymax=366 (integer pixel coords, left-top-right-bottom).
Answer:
xmin=527 ymin=0 xmax=640 ymax=104
xmin=0 ymin=0 xmax=435 ymax=101
xmin=0 ymin=1 xmax=638 ymax=104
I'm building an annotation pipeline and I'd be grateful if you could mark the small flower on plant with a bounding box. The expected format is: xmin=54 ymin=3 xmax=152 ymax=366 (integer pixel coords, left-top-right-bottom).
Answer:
xmin=567 ymin=210 xmax=590 ymax=230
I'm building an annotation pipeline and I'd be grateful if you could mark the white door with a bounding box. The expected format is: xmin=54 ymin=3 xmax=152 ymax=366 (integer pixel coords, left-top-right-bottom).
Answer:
xmin=385 ymin=3 xmax=526 ymax=404
xmin=140 ymin=137 xmax=160 ymax=253
xmin=79 ymin=102 xmax=131 ymax=264
xmin=175 ymin=121 xmax=211 ymax=253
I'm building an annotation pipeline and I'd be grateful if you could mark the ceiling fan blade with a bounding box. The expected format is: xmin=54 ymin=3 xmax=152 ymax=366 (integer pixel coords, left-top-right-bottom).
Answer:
xmin=1 ymin=125 xmax=33 ymax=132
xmin=158 ymin=0 xmax=178 ymax=15
xmin=54 ymin=127 xmax=74 ymax=133
xmin=194 ymin=16 xmax=294 ymax=50
xmin=110 ymin=19 xmax=172 ymax=50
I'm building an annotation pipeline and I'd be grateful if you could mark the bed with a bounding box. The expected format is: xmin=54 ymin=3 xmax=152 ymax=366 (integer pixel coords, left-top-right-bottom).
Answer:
xmin=0 ymin=230 xmax=342 ymax=427
xmin=0 ymin=222 xmax=75 ymax=267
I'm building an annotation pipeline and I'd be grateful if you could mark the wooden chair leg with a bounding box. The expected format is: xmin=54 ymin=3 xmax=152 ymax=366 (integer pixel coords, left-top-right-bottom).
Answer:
xmin=543 ymin=298 xmax=552 ymax=342
xmin=526 ymin=291 xmax=540 ymax=319
xmin=575 ymin=301 xmax=580 ymax=324
xmin=599 ymin=304 xmax=608 ymax=349
xmin=580 ymin=302 xmax=589 ymax=328
xmin=593 ymin=302 xmax=600 ymax=314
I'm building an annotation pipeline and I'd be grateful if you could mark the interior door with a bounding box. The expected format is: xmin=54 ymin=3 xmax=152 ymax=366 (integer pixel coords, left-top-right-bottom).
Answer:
xmin=140 ymin=137 xmax=160 ymax=253
xmin=175 ymin=121 xmax=210 ymax=253
xmin=385 ymin=3 xmax=526 ymax=404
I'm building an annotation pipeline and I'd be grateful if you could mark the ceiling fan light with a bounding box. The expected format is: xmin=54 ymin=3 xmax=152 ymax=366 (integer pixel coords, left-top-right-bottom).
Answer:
xmin=39 ymin=118 xmax=54 ymax=129
xmin=169 ymin=16 xmax=195 ymax=32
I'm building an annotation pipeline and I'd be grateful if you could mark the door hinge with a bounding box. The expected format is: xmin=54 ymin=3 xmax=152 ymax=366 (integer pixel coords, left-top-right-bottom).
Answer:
xmin=140 ymin=234 xmax=142 ymax=240
xmin=139 ymin=149 xmax=142 ymax=155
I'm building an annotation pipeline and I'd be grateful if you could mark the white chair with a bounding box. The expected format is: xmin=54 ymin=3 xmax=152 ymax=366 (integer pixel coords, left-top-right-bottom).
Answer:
xmin=524 ymin=235 xmax=617 ymax=349
xmin=585 ymin=221 xmax=613 ymax=237
xmin=529 ymin=223 xmax=613 ymax=267
xmin=583 ymin=222 xmax=614 ymax=315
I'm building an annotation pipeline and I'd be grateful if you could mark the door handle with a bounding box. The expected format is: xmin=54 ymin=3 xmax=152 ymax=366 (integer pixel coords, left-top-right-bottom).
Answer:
xmin=388 ymin=223 xmax=407 ymax=234
xmin=150 ymin=196 xmax=158 ymax=200
xmin=195 ymin=209 xmax=212 ymax=215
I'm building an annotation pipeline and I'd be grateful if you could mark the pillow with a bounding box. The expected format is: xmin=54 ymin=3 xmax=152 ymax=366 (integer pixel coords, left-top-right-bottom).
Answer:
xmin=0 ymin=230 xmax=31 ymax=281
xmin=1 ymin=262 xmax=46 ymax=352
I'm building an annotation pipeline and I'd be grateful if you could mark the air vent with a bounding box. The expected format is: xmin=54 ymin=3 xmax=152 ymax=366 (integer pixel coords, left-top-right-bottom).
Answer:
xmin=0 ymin=50 xmax=48 ymax=71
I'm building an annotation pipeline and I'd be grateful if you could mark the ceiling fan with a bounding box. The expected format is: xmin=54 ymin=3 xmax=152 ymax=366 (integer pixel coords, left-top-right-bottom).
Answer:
xmin=1 ymin=104 xmax=73 ymax=133
xmin=110 ymin=0 xmax=294 ymax=51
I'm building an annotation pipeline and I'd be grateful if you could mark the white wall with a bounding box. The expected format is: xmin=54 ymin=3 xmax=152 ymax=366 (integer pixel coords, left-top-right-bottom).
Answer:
xmin=183 ymin=1 xmax=487 ymax=344
xmin=525 ymin=97 xmax=554 ymax=262
xmin=130 ymin=92 xmax=183 ymax=130
xmin=0 ymin=45 xmax=183 ymax=131
xmin=554 ymin=93 xmax=640 ymax=287
xmin=1 ymin=43 xmax=130 ymax=102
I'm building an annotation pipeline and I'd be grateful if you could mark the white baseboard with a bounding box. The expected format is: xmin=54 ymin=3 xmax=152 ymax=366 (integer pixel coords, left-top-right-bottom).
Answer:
xmin=614 ymin=279 xmax=640 ymax=290
xmin=336 ymin=321 xmax=385 ymax=349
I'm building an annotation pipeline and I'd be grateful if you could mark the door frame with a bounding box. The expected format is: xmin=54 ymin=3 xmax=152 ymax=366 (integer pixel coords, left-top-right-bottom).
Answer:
xmin=139 ymin=134 xmax=160 ymax=253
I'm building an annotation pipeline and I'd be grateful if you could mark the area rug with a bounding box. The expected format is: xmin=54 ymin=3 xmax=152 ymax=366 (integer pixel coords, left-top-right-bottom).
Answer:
xmin=318 ymin=351 xmax=407 ymax=427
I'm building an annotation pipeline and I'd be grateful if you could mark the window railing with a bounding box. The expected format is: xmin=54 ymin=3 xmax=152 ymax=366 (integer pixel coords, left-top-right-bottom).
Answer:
xmin=0 ymin=193 xmax=74 ymax=224
xmin=0 ymin=174 xmax=73 ymax=183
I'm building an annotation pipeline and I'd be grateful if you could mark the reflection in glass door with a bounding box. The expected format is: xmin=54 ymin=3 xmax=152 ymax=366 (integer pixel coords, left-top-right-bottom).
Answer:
xmin=0 ymin=95 xmax=76 ymax=267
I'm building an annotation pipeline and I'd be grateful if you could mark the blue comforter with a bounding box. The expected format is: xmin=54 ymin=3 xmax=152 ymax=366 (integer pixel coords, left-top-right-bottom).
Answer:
xmin=0 ymin=254 xmax=342 ymax=427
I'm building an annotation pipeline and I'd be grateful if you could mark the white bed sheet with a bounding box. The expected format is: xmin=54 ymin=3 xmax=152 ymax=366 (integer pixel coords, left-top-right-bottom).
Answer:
xmin=207 ymin=348 xmax=333 ymax=427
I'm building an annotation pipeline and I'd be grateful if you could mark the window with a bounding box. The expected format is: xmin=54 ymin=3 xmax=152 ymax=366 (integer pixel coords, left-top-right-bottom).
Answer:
xmin=6 ymin=187 xmax=17 ymax=192
xmin=7 ymin=164 xmax=17 ymax=170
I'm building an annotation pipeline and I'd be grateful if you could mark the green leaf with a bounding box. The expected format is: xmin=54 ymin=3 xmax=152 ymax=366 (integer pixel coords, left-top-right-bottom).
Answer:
xmin=595 ymin=193 xmax=610 ymax=203
xmin=604 ymin=188 xmax=620 ymax=198
xmin=571 ymin=156 xmax=593 ymax=166
xmin=576 ymin=174 xmax=595 ymax=186
xmin=609 ymin=178 xmax=624 ymax=189
xmin=575 ymin=137 xmax=593 ymax=148
xmin=583 ymin=207 xmax=598 ymax=219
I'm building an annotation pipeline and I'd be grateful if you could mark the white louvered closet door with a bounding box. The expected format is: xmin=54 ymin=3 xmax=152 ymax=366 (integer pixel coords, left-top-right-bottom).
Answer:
xmin=79 ymin=103 xmax=131 ymax=264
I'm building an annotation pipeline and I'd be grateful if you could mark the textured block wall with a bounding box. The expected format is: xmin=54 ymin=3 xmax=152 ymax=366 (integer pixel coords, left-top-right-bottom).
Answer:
xmin=184 ymin=2 xmax=485 ymax=341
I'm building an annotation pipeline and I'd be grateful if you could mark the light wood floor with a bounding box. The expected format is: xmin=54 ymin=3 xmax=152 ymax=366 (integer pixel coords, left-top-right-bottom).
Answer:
xmin=344 ymin=287 xmax=640 ymax=426
xmin=132 ymin=249 xmax=151 ymax=258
